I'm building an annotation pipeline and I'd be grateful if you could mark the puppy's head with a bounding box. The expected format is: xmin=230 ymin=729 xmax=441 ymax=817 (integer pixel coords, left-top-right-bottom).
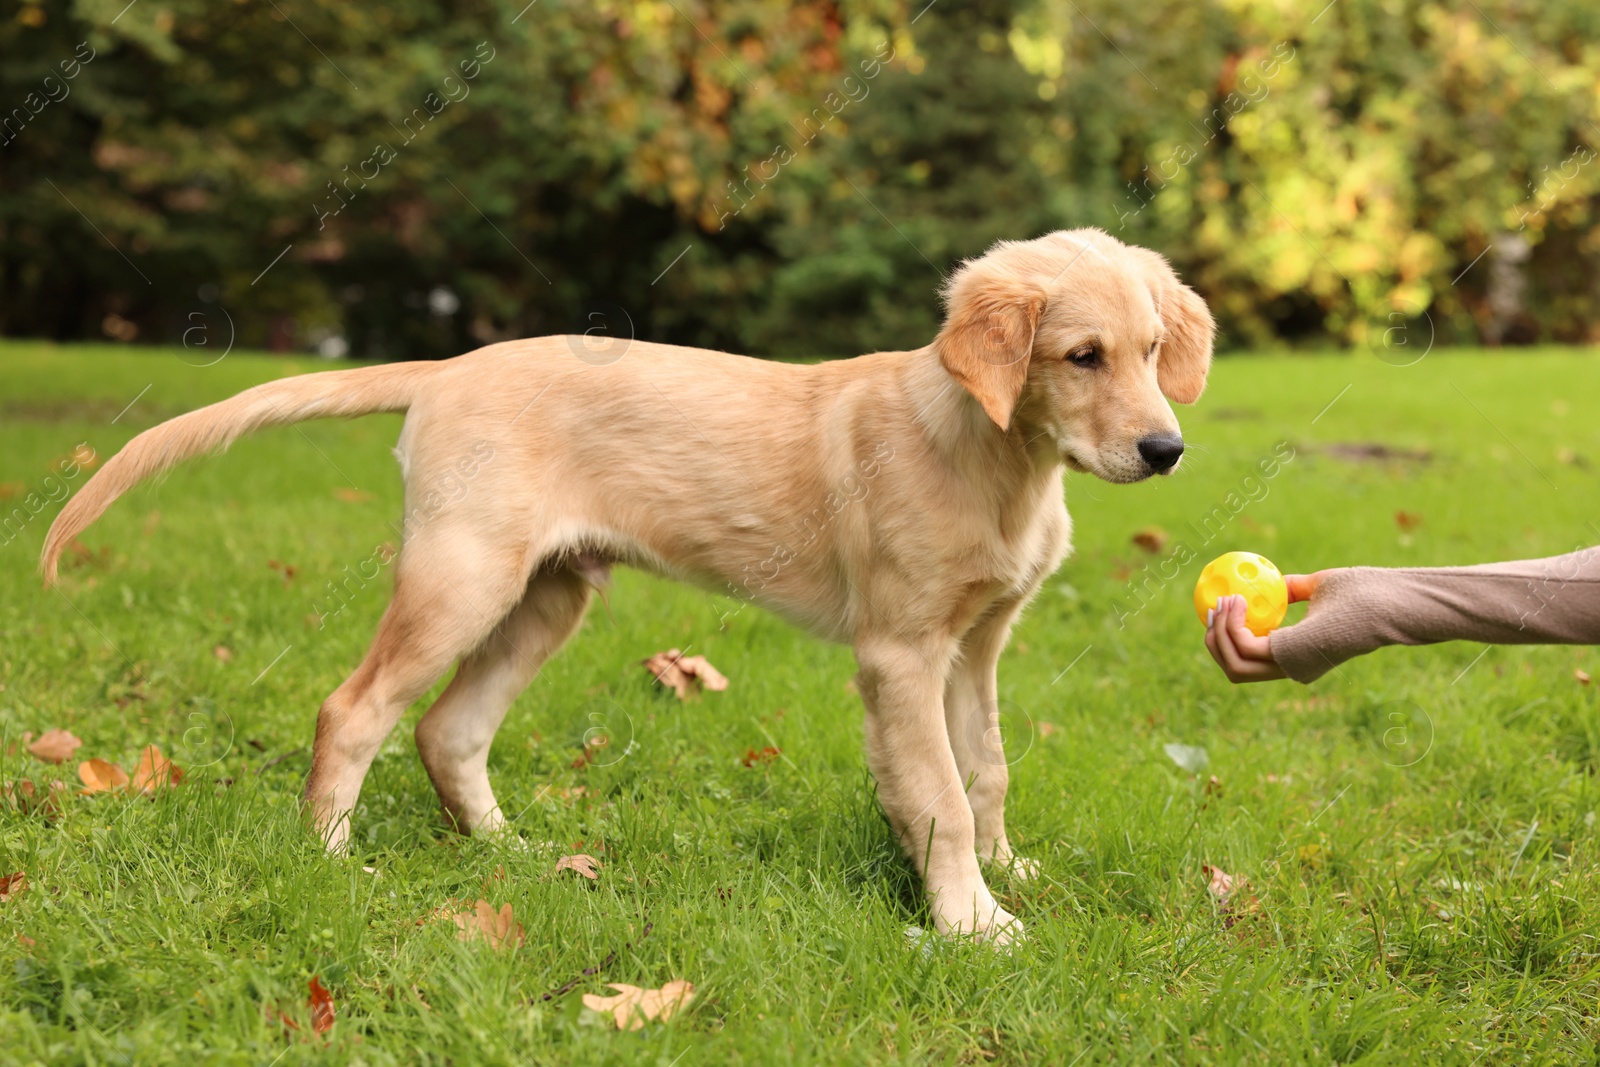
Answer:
xmin=933 ymin=229 xmax=1215 ymax=483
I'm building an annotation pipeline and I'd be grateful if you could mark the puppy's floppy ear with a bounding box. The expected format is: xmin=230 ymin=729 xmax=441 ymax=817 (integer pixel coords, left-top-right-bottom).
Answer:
xmin=935 ymin=262 xmax=1047 ymax=431
xmin=1130 ymin=248 xmax=1216 ymax=404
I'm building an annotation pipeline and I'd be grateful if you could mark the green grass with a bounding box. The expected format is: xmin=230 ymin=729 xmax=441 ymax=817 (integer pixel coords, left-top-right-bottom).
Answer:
xmin=2 ymin=340 xmax=1600 ymax=1065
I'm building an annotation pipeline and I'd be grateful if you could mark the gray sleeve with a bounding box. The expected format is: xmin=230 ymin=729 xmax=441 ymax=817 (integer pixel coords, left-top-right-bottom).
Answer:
xmin=1269 ymin=547 xmax=1600 ymax=684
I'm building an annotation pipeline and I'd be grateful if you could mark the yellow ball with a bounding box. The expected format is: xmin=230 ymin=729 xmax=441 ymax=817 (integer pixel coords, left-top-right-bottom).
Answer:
xmin=1194 ymin=551 xmax=1288 ymax=637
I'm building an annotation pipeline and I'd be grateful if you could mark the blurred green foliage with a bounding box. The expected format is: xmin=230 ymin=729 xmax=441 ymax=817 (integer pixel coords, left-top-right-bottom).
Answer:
xmin=1 ymin=0 xmax=1597 ymax=358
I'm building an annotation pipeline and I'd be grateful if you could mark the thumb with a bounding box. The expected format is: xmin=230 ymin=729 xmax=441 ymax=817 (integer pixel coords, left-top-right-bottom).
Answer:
xmin=1284 ymin=570 xmax=1332 ymax=604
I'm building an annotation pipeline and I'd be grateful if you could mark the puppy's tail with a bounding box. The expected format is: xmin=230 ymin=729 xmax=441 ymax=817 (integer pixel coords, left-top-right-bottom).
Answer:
xmin=41 ymin=361 xmax=438 ymax=584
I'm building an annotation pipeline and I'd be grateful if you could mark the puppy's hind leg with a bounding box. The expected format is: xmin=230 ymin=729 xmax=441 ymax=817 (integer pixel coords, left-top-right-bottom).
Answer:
xmin=303 ymin=537 xmax=531 ymax=853
xmin=414 ymin=563 xmax=593 ymax=837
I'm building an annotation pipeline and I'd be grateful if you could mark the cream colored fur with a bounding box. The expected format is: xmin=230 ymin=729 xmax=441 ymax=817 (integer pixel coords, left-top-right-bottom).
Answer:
xmin=42 ymin=229 xmax=1213 ymax=943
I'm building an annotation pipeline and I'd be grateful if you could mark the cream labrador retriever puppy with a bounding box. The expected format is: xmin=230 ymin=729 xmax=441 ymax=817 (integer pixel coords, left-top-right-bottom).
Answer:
xmin=43 ymin=228 xmax=1212 ymax=943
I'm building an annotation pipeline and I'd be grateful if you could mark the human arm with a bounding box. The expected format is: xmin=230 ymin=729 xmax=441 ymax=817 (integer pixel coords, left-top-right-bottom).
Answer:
xmin=1205 ymin=547 xmax=1600 ymax=684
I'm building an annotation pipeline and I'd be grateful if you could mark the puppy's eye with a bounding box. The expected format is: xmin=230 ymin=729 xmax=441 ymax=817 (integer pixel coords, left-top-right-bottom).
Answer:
xmin=1066 ymin=344 xmax=1100 ymax=368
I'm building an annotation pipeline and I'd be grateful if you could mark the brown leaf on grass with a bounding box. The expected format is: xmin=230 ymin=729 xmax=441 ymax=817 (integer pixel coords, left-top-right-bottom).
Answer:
xmin=555 ymin=854 xmax=601 ymax=880
xmin=131 ymin=746 xmax=183 ymax=792
xmin=334 ymin=487 xmax=374 ymax=503
xmin=3 ymin=780 xmax=68 ymax=814
xmin=1203 ymin=864 xmax=1235 ymax=902
xmin=79 ymin=758 xmax=130 ymax=794
xmin=28 ymin=729 xmax=82 ymax=764
xmin=414 ymin=897 xmax=467 ymax=926
xmin=453 ymin=900 xmax=524 ymax=951
xmin=642 ymin=649 xmax=729 ymax=700
xmin=1394 ymin=510 xmax=1424 ymax=532
xmin=1202 ymin=864 xmax=1260 ymax=927
xmin=0 ymin=871 xmax=26 ymax=903
xmin=269 ymin=977 xmax=337 ymax=1035
xmin=308 ymin=976 xmax=336 ymax=1034
xmin=1036 ymin=721 xmax=1058 ymax=738
xmin=532 ymin=784 xmax=589 ymax=805
xmin=582 ymin=980 xmax=696 ymax=1030
xmin=1577 ymin=668 xmax=1592 ymax=686
xmin=1131 ymin=526 xmax=1168 ymax=554
xmin=0 ymin=481 xmax=23 ymax=501
xmin=213 ymin=645 xmax=233 ymax=662
xmin=740 ymin=746 xmax=780 ymax=768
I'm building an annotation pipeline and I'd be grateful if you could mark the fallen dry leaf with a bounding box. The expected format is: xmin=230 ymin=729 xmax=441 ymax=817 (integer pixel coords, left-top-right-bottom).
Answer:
xmin=1394 ymin=510 xmax=1424 ymax=532
xmin=740 ymin=746 xmax=780 ymax=768
xmin=555 ymin=854 xmax=601 ymax=880
xmin=1203 ymin=864 xmax=1235 ymax=902
xmin=414 ymin=898 xmax=467 ymax=926
xmin=131 ymin=745 xmax=183 ymax=792
xmin=28 ymin=729 xmax=82 ymax=765
xmin=79 ymin=757 xmax=130 ymax=794
xmin=1037 ymin=721 xmax=1058 ymax=738
xmin=213 ymin=645 xmax=233 ymax=662
xmin=453 ymin=900 xmax=524 ymax=951
xmin=333 ymin=487 xmax=374 ymax=503
xmin=532 ymin=784 xmax=588 ymax=805
xmin=1131 ymin=526 xmax=1168 ymax=554
xmin=1202 ymin=864 xmax=1260 ymax=927
xmin=1577 ymin=668 xmax=1592 ymax=686
xmin=642 ymin=649 xmax=729 ymax=700
xmin=0 ymin=481 xmax=23 ymax=500
xmin=582 ymin=980 xmax=696 ymax=1030
xmin=0 ymin=871 xmax=26 ymax=903
xmin=2 ymin=780 xmax=68 ymax=815
xmin=308 ymin=976 xmax=336 ymax=1034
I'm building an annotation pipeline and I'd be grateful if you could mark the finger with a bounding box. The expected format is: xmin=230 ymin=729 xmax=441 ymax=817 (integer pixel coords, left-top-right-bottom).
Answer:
xmin=1223 ymin=596 xmax=1276 ymax=662
xmin=1217 ymin=635 xmax=1280 ymax=682
xmin=1211 ymin=600 xmax=1257 ymax=679
xmin=1285 ymin=571 xmax=1328 ymax=604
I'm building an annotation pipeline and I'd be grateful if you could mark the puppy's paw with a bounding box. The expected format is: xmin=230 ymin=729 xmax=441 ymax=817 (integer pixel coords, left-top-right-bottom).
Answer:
xmin=983 ymin=852 xmax=1040 ymax=881
xmin=931 ymin=887 xmax=1025 ymax=949
xmin=975 ymin=905 xmax=1026 ymax=948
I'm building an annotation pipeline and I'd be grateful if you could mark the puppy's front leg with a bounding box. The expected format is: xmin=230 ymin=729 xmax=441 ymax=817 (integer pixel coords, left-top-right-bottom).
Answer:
xmin=855 ymin=638 xmax=1021 ymax=943
xmin=944 ymin=602 xmax=1035 ymax=879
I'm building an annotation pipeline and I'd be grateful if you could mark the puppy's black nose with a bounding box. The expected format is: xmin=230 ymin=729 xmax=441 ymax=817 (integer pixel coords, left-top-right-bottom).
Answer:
xmin=1137 ymin=433 xmax=1185 ymax=473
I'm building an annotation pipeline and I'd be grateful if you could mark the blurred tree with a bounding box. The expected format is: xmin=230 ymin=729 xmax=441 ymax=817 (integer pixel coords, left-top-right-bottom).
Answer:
xmin=0 ymin=0 xmax=1596 ymax=357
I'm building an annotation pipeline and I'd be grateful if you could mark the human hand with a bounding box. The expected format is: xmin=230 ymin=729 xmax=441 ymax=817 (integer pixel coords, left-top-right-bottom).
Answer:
xmin=1204 ymin=572 xmax=1328 ymax=683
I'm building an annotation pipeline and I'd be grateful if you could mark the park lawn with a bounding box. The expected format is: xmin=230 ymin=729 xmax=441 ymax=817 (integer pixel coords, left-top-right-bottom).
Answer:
xmin=1 ymin=339 xmax=1599 ymax=1065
